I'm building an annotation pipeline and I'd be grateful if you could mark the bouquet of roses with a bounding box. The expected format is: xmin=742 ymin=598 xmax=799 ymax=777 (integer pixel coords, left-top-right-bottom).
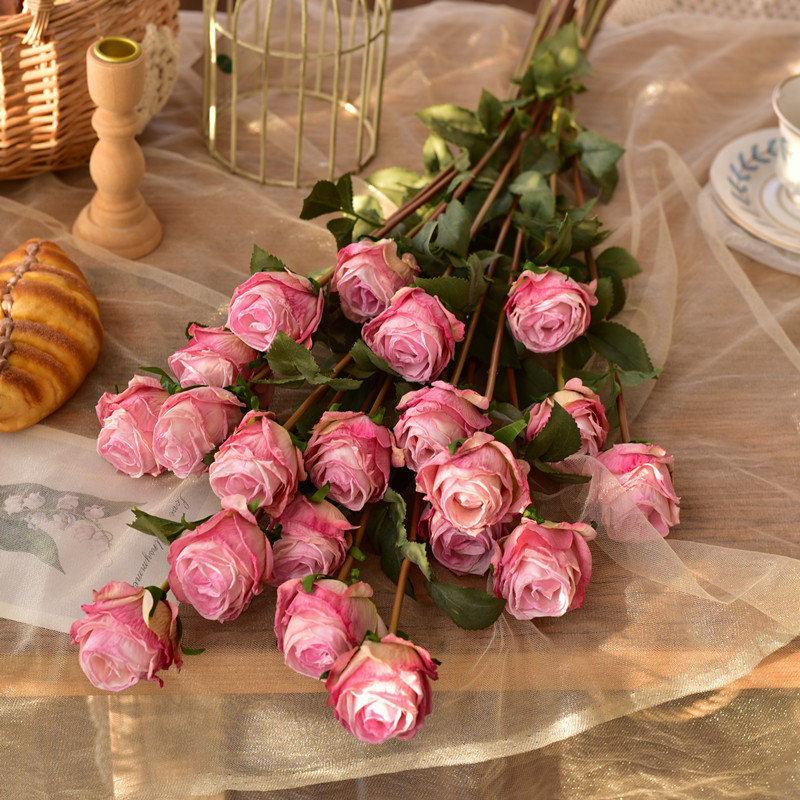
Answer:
xmin=71 ymin=0 xmax=680 ymax=744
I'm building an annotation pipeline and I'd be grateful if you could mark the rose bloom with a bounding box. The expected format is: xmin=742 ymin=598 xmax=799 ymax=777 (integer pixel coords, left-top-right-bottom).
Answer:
xmin=226 ymin=270 xmax=324 ymax=353
xmin=304 ymin=411 xmax=404 ymax=511
xmin=167 ymin=494 xmax=272 ymax=622
xmin=505 ymin=269 xmax=597 ymax=354
xmin=331 ymin=238 xmax=421 ymax=323
xmin=326 ymin=633 xmax=438 ymax=744
xmin=167 ymin=324 xmax=258 ymax=389
xmin=416 ymin=431 xmax=531 ymax=534
xmin=490 ymin=518 xmax=596 ymax=620
xmin=96 ymin=375 xmax=169 ymax=478
xmin=70 ymin=581 xmax=182 ymax=691
xmin=395 ymin=381 xmax=491 ymax=472
xmin=275 ymin=578 xmax=387 ymax=679
xmin=208 ymin=410 xmax=305 ymax=517
xmin=594 ymin=442 xmax=680 ymax=537
xmin=268 ymin=495 xmax=354 ymax=586
xmin=526 ymin=377 xmax=609 ymax=456
xmin=361 ymin=287 xmax=465 ymax=384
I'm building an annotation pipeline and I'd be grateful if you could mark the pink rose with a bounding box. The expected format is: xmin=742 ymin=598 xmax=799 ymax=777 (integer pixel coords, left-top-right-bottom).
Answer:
xmin=361 ymin=287 xmax=465 ymax=384
xmin=490 ymin=518 xmax=596 ymax=619
xmin=70 ymin=581 xmax=182 ymax=691
xmin=208 ymin=410 xmax=305 ymax=517
xmin=268 ymin=495 xmax=354 ymax=586
xmin=416 ymin=431 xmax=531 ymax=534
xmin=304 ymin=411 xmax=404 ymax=511
xmin=594 ymin=442 xmax=680 ymax=537
xmin=167 ymin=495 xmax=272 ymax=622
xmin=526 ymin=378 xmax=609 ymax=456
xmin=96 ymin=375 xmax=169 ymax=478
xmin=395 ymin=381 xmax=491 ymax=472
xmin=275 ymin=578 xmax=387 ymax=679
xmin=505 ymin=269 xmax=597 ymax=354
xmin=152 ymin=386 xmax=244 ymax=478
xmin=167 ymin=324 xmax=259 ymax=389
xmin=226 ymin=270 xmax=324 ymax=352
xmin=331 ymin=238 xmax=421 ymax=323
xmin=325 ymin=633 xmax=438 ymax=743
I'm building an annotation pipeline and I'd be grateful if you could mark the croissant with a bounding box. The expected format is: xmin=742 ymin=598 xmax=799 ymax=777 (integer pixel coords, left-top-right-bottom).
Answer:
xmin=0 ymin=238 xmax=103 ymax=432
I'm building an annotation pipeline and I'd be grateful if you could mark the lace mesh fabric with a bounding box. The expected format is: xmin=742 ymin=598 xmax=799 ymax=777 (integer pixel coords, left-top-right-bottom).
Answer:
xmin=2 ymin=3 xmax=800 ymax=798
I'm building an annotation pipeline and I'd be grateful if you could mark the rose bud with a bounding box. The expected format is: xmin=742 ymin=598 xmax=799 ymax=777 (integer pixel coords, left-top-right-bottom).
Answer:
xmin=361 ymin=286 xmax=465 ymax=385
xmin=505 ymin=269 xmax=597 ymax=354
xmin=416 ymin=431 xmax=531 ymax=534
xmin=490 ymin=518 xmax=596 ymax=619
xmin=167 ymin=324 xmax=259 ymax=389
xmin=226 ymin=270 xmax=324 ymax=353
xmin=331 ymin=238 xmax=420 ymax=323
xmin=395 ymin=381 xmax=491 ymax=472
xmin=208 ymin=410 xmax=305 ymax=517
xmin=275 ymin=578 xmax=387 ymax=679
xmin=167 ymin=495 xmax=272 ymax=622
xmin=594 ymin=442 xmax=680 ymax=537
xmin=267 ymin=495 xmax=354 ymax=586
xmin=326 ymin=633 xmax=438 ymax=744
xmin=152 ymin=386 xmax=244 ymax=478
xmin=526 ymin=378 xmax=609 ymax=456
xmin=304 ymin=411 xmax=404 ymax=511
xmin=70 ymin=581 xmax=182 ymax=691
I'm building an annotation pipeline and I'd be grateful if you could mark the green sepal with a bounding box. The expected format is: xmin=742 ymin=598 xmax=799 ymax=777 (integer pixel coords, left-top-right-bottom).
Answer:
xmin=349 ymin=339 xmax=402 ymax=380
xmin=143 ymin=585 xmax=166 ymax=617
xmin=492 ymin=417 xmax=528 ymax=448
xmin=301 ymin=574 xmax=327 ymax=593
xmin=309 ymin=482 xmax=331 ymax=503
xmin=139 ymin=366 xmax=182 ymax=395
xmin=424 ymin=578 xmax=506 ymax=630
xmin=181 ymin=645 xmax=206 ymax=656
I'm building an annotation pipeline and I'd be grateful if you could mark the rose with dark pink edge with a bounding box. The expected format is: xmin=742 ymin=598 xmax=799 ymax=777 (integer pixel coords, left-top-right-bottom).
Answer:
xmin=526 ymin=377 xmax=609 ymax=456
xmin=505 ymin=269 xmax=597 ymax=354
xmin=395 ymin=381 xmax=491 ymax=472
xmin=490 ymin=518 xmax=596 ymax=620
xmin=208 ymin=410 xmax=305 ymax=517
xmin=167 ymin=324 xmax=259 ymax=389
xmin=416 ymin=431 xmax=531 ymax=534
xmin=361 ymin=287 xmax=465 ymax=385
xmin=167 ymin=494 xmax=272 ymax=622
xmin=70 ymin=581 xmax=182 ymax=691
xmin=226 ymin=270 xmax=324 ymax=353
xmin=594 ymin=442 xmax=680 ymax=537
xmin=326 ymin=633 xmax=438 ymax=744
xmin=275 ymin=578 xmax=387 ymax=679
xmin=268 ymin=495 xmax=354 ymax=586
xmin=152 ymin=386 xmax=244 ymax=479
xmin=304 ymin=411 xmax=404 ymax=511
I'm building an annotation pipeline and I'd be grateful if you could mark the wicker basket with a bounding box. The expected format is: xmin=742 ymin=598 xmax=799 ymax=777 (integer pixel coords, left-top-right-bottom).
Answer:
xmin=0 ymin=0 xmax=180 ymax=181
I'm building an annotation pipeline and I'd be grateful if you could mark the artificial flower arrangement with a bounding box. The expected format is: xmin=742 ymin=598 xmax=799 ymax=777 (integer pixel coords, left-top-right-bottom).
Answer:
xmin=71 ymin=1 xmax=680 ymax=744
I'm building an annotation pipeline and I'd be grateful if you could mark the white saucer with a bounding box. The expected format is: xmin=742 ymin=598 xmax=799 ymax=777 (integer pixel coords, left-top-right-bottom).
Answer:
xmin=709 ymin=127 xmax=800 ymax=254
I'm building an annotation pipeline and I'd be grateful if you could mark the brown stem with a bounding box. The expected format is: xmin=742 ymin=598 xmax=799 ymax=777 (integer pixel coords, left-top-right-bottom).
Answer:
xmin=572 ymin=155 xmax=599 ymax=282
xmin=368 ymin=373 xmax=394 ymax=417
xmin=283 ymin=352 xmax=353 ymax=432
xmin=336 ymin=505 xmax=373 ymax=582
xmin=388 ymin=492 xmax=422 ymax=635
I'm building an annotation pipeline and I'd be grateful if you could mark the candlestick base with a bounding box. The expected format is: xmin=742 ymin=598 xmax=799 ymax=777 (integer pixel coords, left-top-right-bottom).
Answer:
xmin=73 ymin=199 xmax=162 ymax=260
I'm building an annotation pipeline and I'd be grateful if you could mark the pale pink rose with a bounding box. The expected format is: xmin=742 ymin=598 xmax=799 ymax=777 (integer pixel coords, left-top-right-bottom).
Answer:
xmin=325 ymin=633 xmax=438 ymax=743
xmin=331 ymin=238 xmax=421 ymax=323
xmin=152 ymin=386 xmax=244 ymax=479
xmin=208 ymin=410 xmax=305 ymax=517
xmin=167 ymin=495 xmax=272 ymax=622
xmin=395 ymin=381 xmax=491 ymax=472
xmin=505 ymin=269 xmax=597 ymax=354
xmin=594 ymin=442 xmax=680 ymax=537
xmin=490 ymin=518 xmax=596 ymax=619
xmin=226 ymin=270 xmax=324 ymax=352
xmin=416 ymin=431 xmax=531 ymax=534
xmin=70 ymin=580 xmax=182 ymax=691
xmin=96 ymin=374 xmax=168 ymax=424
xmin=168 ymin=324 xmax=259 ymax=389
xmin=304 ymin=411 xmax=404 ymax=511
xmin=275 ymin=578 xmax=387 ymax=679
xmin=526 ymin=378 xmax=609 ymax=456
xmin=268 ymin=495 xmax=354 ymax=586
xmin=361 ymin=287 xmax=465 ymax=384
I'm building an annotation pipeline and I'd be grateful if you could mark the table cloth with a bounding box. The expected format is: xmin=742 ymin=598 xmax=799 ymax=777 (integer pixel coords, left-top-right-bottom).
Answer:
xmin=2 ymin=2 xmax=800 ymax=798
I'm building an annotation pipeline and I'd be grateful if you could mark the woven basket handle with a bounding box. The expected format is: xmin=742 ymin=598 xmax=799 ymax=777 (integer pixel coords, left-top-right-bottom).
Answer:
xmin=21 ymin=0 xmax=55 ymax=45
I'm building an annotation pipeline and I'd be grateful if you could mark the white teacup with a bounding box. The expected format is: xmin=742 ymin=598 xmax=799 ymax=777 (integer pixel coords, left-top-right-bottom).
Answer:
xmin=772 ymin=74 xmax=800 ymax=206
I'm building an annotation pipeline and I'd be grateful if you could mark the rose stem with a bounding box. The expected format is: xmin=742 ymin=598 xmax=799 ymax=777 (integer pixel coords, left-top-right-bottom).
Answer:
xmin=615 ymin=371 xmax=631 ymax=443
xmin=336 ymin=505 xmax=373 ymax=582
xmin=571 ymin=153 xmax=599 ymax=282
xmin=282 ymin=352 xmax=353 ymax=432
xmin=388 ymin=491 xmax=423 ymax=635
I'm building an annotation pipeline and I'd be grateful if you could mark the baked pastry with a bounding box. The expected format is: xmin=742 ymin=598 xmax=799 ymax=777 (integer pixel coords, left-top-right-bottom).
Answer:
xmin=0 ymin=239 xmax=103 ymax=432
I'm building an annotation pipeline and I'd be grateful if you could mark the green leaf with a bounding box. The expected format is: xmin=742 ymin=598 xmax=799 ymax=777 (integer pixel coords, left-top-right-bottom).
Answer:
xmin=520 ymin=136 xmax=562 ymax=176
xmin=335 ymin=173 xmax=354 ymax=214
xmin=181 ymin=646 xmax=206 ymax=656
xmin=367 ymin=166 xmax=429 ymax=208
xmin=144 ymin=585 xmax=166 ymax=617
xmin=530 ymin=22 xmax=591 ymax=98
xmin=128 ymin=507 xmax=187 ymax=545
xmin=267 ymin=332 xmax=361 ymax=390
xmin=369 ymin=489 xmax=415 ymax=599
xmin=562 ymin=335 xmax=592 ymax=370
xmin=300 ymin=179 xmax=345 ymax=219
xmin=422 ymin=134 xmax=454 ymax=175
xmin=326 ymin=217 xmax=356 ymax=250
xmin=615 ymin=367 xmax=661 ymax=387
xmin=477 ymin=89 xmax=505 ymax=136
xmin=510 ymin=171 xmax=556 ymax=225
xmin=349 ymin=339 xmax=402 ymax=379
xmin=309 ymin=482 xmax=331 ymax=503
xmin=534 ymin=460 xmax=591 ymax=483
xmin=415 ymin=104 xmax=489 ymax=151
xmin=465 ymin=253 xmax=489 ymax=307
xmin=525 ymin=400 xmax=582 ymax=463
xmin=433 ymin=198 xmax=472 ymax=259
xmin=250 ymin=245 xmax=288 ymax=275
xmin=516 ymin=357 xmax=558 ymax=406
xmin=493 ymin=417 xmax=528 ymax=448
xmin=424 ymin=579 xmax=506 ymax=630
xmin=414 ymin=275 xmax=472 ymax=313
xmin=534 ymin=218 xmax=573 ymax=269
xmin=590 ymin=275 xmax=615 ymax=323
xmin=586 ymin=321 xmax=654 ymax=373
xmin=596 ymin=246 xmax=641 ymax=280
xmin=574 ymin=130 xmax=625 ymax=200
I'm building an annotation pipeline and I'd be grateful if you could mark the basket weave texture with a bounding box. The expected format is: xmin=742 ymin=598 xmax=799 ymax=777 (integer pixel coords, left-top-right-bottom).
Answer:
xmin=0 ymin=0 xmax=180 ymax=181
